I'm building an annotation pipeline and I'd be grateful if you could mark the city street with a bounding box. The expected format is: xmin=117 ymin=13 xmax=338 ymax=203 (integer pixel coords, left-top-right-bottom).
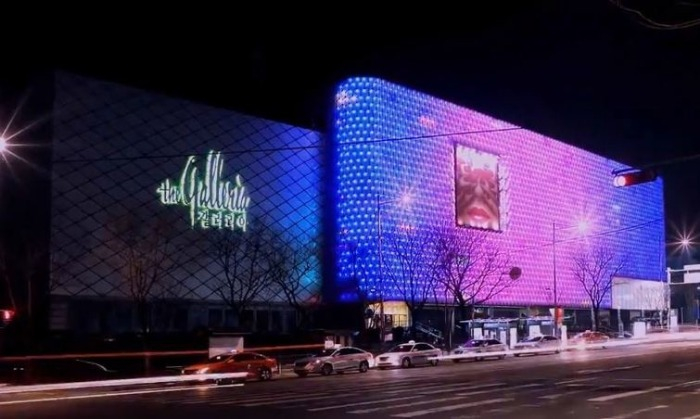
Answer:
xmin=3 ymin=341 xmax=700 ymax=418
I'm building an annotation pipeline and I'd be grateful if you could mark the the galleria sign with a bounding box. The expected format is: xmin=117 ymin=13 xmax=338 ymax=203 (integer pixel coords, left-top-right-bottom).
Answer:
xmin=156 ymin=150 xmax=251 ymax=231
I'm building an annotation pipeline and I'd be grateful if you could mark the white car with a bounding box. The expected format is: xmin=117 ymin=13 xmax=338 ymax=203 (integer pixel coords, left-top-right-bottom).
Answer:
xmin=450 ymin=338 xmax=508 ymax=362
xmin=513 ymin=335 xmax=561 ymax=356
xmin=375 ymin=341 xmax=442 ymax=369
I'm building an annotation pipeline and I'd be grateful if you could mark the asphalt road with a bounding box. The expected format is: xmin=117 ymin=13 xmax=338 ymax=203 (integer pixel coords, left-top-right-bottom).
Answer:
xmin=3 ymin=341 xmax=700 ymax=419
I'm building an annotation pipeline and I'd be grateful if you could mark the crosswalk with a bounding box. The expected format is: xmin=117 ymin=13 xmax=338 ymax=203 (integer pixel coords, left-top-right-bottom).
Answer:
xmin=150 ymin=375 xmax=700 ymax=417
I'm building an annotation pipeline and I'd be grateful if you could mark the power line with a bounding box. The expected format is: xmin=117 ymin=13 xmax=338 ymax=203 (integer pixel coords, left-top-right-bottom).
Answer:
xmin=610 ymin=0 xmax=700 ymax=30
xmin=512 ymin=217 xmax=663 ymax=259
xmin=52 ymin=127 xmax=524 ymax=164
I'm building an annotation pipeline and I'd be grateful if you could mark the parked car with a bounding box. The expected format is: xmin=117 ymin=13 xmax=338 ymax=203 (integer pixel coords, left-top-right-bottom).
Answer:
xmin=375 ymin=341 xmax=442 ymax=369
xmin=450 ymin=338 xmax=508 ymax=362
xmin=292 ymin=346 xmax=373 ymax=377
xmin=182 ymin=351 xmax=277 ymax=382
xmin=513 ymin=335 xmax=561 ymax=356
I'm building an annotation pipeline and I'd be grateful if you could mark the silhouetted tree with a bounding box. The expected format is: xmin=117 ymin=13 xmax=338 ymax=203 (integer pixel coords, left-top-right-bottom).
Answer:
xmin=269 ymin=237 xmax=320 ymax=330
xmin=434 ymin=227 xmax=514 ymax=323
xmin=385 ymin=225 xmax=440 ymax=334
xmin=210 ymin=222 xmax=275 ymax=330
xmin=107 ymin=214 xmax=174 ymax=334
xmin=572 ymin=246 xmax=625 ymax=331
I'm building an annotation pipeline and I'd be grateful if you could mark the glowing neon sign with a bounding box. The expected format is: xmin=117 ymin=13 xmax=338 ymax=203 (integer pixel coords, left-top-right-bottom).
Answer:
xmin=156 ymin=150 xmax=251 ymax=231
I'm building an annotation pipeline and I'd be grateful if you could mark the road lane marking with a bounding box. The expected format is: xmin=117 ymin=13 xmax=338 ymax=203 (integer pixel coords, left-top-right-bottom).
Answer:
xmin=677 ymin=379 xmax=700 ymax=387
xmin=418 ymin=382 xmax=506 ymax=395
xmin=677 ymin=415 xmax=700 ymax=419
xmin=608 ymin=365 xmax=640 ymax=372
xmin=385 ymin=381 xmax=501 ymax=396
xmin=540 ymin=388 xmax=589 ymax=400
xmin=555 ymin=378 xmax=595 ymax=385
xmin=308 ymin=396 xmax=416 ymax=412
xmin=240 ymin=393 xmax=351 ymax=407
xmin=675 ymin=361 xmax=700 ymax=368
xmin=0 ymin=384 xmax=241 ymax=406
xmin=455 ymin=383 xmax=542 ymax=397
xmin=348 ymin=396 xmax=466 ymax=414
xmin=576 ymin=369 xmax=604 ymax=375
xmin=391 ymin=398 xmax=512 ymax=418
xmin=600 ymin=404 xmax=668 ymax=419
xmin=588 ymin=386 xmax=672 ymax=402
xmin=196 ymin=391 xmax=331 ymax=405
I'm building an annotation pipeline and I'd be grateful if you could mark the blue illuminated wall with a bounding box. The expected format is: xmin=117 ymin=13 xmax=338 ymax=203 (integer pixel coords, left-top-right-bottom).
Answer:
xmin=333 ymin=77 xmax=666 ymax=309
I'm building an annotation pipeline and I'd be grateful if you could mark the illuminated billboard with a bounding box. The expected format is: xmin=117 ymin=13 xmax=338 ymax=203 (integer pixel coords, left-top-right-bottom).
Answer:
xmin=333 ymin=77 xmax=665 ymax=309
xmin=454 ymin=144 xmax=501 ymax=231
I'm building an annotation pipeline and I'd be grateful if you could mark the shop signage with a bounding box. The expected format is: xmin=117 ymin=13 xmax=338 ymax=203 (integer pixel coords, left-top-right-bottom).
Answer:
xmin=156 ymin=150 xmax=251 ymax=231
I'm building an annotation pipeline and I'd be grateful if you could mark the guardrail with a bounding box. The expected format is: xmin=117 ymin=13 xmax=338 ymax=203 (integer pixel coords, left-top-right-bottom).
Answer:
xmin=0 ymin=372 xmax=248 ymax=395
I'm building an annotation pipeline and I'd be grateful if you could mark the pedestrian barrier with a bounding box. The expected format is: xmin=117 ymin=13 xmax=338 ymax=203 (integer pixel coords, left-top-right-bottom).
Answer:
xmin=0 ymin=372 xmax=248 ymax=395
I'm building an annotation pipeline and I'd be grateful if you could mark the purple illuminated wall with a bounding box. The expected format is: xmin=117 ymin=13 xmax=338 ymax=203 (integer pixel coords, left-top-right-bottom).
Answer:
xmin=333 ymin=77 xmax=665 ymax=309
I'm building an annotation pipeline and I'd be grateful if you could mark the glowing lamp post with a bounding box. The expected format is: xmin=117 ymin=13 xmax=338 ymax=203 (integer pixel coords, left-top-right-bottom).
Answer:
xmin=665 ymin=236 xmax=694 ymax=328
xmin=376 ymin=192 xmax=413 ymax=343
xmin=552 ymin=219 xmax=590 ymax=337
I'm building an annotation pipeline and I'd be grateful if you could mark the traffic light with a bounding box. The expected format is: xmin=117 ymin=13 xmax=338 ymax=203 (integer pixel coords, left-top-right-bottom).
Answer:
xmin=1 ymin=309 xmax=14 ymax=325
xmin=613 ymin=169 xmax=657 ymax=187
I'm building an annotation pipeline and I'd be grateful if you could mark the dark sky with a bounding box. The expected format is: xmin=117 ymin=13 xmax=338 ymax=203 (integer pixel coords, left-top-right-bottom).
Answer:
xmin=3 ymin=1 xmax=700 ymax=259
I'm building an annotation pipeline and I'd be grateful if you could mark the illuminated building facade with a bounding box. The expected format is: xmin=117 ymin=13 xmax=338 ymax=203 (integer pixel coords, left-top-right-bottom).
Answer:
xmin=32 ymin=72 xmax=666 ymax=335
xmin=332 ymin=77 xmax=666 ymax=325
xmin=49 ymin=73 xmax=322 ymax=334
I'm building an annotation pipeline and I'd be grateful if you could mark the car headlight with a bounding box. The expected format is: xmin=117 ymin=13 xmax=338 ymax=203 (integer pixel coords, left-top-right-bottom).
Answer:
xmin=196 ymin=367 xmax=210 ymax=374
xmin=314 ymin=359 xmax=322 ymax=364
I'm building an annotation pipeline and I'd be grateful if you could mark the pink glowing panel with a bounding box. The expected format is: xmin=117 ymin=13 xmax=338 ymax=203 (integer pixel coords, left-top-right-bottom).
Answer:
xmin=333 ymin=77 xmax=665 ymax=309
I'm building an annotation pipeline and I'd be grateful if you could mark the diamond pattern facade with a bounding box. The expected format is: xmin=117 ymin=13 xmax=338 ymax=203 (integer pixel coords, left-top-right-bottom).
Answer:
xmin=51 ymin=73 xmax=322 ymax=306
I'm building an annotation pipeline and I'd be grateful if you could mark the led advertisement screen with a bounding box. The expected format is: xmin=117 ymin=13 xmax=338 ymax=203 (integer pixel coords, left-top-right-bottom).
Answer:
xmin=333 ymin=77 xmax=666 ymax=309
xmin=454 ymin=145 xmax=501 ymax=231
xmin=50 ymin=72 xmax=322 ymax=306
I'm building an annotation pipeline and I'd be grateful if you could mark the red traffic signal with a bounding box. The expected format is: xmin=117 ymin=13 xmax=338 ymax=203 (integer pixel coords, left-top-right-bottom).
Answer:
xmin=613 ymin=170 xmax=657 ymax=187
xmin=1 ymin=309 xmax=14 ymax=323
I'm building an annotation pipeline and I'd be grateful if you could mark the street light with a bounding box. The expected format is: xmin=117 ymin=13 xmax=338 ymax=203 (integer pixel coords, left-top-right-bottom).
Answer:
xmin=376 ymin=193 xmax=413 ymax=343
xmin=552 ymin=219 xmax=590 ymax=337
xmin=0 ymin=136 xmax=6 ymax=153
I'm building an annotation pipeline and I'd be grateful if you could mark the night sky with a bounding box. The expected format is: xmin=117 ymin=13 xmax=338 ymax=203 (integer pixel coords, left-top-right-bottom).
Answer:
xmin=2 ymin=1 xmax=700 ymax=263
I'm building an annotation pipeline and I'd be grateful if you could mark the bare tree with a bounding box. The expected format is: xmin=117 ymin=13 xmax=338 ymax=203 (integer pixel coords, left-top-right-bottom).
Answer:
xmin=640 ymin=284 xmax=666 ymax=321
xmin=434 ymin=227 xmax=514 ymax=324
xmin=0 ymin=242 xmax=16 ymax=311
xmin=49 ymin=252 xmax=70 ymax=294
xmin=268 ymin=237 xmax=320 ymax=330
xmin=1 ymin=238 xmax=46 ymax=319
xmin=385 ymin=226 xmax=440 ymax=333
xmin=107 ymin=214 xmax=174 ymax=334
xmin=211 ymin=223 xmax=275 ymax=331
xmin=572 ymin=246 xmax=625 ymax=331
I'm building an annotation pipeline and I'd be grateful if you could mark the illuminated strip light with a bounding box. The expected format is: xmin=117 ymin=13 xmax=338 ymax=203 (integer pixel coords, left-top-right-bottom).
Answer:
xmin=429 ymin=337 xmax=685 ymax=362
xmin=0 ymin=384 xmax=244 ymax=406
xmin=0 ymin=343 xmax=325 ymax=362
xmin=0 ymin=372 xmax=248 ymax=395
